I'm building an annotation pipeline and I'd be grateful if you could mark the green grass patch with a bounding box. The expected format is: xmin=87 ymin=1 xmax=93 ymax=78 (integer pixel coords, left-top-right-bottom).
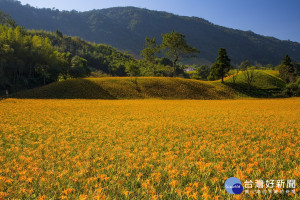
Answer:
xmin=224 ymin=70 xmax=286 ymax=97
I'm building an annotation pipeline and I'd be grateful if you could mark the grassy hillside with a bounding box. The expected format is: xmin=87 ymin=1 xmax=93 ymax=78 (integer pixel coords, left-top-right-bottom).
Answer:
xmin=13 ymin=77 xmax=235 ymax=99
xmin=12 ymin=71 xmax=287 ymax=99
xmin=224 ymin=70 xmax=286 ymax=97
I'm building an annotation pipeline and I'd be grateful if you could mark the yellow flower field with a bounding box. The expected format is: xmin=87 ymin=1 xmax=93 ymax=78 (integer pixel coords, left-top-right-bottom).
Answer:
xmin=0 ymin=98 xmax=299 ymax=199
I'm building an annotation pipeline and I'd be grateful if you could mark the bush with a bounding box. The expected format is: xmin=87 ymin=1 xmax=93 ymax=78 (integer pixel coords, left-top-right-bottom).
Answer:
xmin=285 ymin=78 xmax=300 ymax=96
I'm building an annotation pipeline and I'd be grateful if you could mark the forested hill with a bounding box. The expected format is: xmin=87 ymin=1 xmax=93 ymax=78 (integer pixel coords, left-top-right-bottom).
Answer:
xmin=0 ymin=18 xmax=133 ymax=94
xmin=1 ymin=0 xmax=300 ymax=65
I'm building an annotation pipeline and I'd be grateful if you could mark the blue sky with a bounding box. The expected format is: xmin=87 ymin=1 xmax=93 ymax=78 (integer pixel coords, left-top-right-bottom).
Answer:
xmin=19 ymin=0 xmax=300 ymax=43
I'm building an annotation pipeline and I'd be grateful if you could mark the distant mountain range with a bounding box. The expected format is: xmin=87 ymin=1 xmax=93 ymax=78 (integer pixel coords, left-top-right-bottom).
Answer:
xmin=1 ymin=0 xmax=300 ymax=65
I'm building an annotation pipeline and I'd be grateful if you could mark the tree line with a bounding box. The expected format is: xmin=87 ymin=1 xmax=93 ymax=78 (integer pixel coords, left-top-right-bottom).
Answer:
xmin=0 ymin=24 xmax=90 ymax=93
xmin=138 ymin=32 xmax=299 ymax=96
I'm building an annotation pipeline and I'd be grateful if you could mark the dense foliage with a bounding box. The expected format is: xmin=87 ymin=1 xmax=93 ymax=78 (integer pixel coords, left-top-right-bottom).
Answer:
xmin=1 ymin=0 xmax=300 ymax=65
xmin=29 ymin=30 xmax=134 ymax=76
xmin=140 ymin=37 xmax=160 ymax=74
xmin=0 ymin=11 xmax=135 ymax=94
xmin=0 ymin=24 xmax=135 ymax=94
xmin=139 ymin=32 xmax=199 ymax=77
xmin=161 ymin=31 xmax=199 ymax=76
xmin=0 ymin=25 xmax=64 ymax=92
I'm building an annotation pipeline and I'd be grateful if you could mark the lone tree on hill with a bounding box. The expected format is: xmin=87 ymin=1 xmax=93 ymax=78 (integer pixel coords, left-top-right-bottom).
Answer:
xmin=278 ymin=54 xmax=296 ymax=83
xmin=161 ymin=31 xmax=199 ymax=76
xmin=209 ymin=48 xmax=231 ymax=83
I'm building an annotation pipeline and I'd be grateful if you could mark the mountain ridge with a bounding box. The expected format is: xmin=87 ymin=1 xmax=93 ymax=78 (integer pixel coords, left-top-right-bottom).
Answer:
xmin=0 ymin=0 xmax=300 ymax=65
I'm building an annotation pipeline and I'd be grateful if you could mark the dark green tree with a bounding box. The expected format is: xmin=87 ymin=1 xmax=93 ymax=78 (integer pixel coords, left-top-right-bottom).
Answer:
xmin=195 ymin=65 xmax=210 ymax=80
xmin=140 ymin=37 xmax=160 ymax=75
xmin=58 ymin=52 xmax=72 ymax=80
xmin=158 ymin=57 xmax=173 ymax=66
xmin=161 ymin=31 xmax=199 ymax=76
xmin=278 ymin=54 xmax=296 ymax=83
xmin=69 ymin=56 xmax=90 ymax=78
xmin=294 ymin=63 xmax=300 ymax=76
xmin=0 ymin=10 xmax=17 ymax=28
xmin=282 ymin=54 xmax=292 ymax=66
xmin=125 ymin=60 xmax=140 ymax=83
xmin=55 ymin=30 xmax=63 ymax=38
xmin=209 ymin=48 xmax=231 ymax=82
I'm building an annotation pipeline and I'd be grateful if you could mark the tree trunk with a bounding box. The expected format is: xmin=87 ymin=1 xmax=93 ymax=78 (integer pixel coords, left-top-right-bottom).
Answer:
xmin=43 ymin=68 xmax=46 ymax=85
xmin=151 ymin=63 xmax=156 ymax=76
xmin=173 ymin=56 xmax=178 ymax=77
xmin=43 ymin=74 xmax=46 ymax=85
xmin=221 ymin=67 xmax=224 ymax=83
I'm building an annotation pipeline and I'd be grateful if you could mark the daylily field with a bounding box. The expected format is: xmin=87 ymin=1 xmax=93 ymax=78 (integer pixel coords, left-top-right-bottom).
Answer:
xmin=0 ymin=98 xmax=299 ymax=199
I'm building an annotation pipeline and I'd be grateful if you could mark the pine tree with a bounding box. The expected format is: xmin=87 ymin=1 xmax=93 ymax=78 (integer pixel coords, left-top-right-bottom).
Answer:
xmin=278 ymin=54 xmax=296 ymax=83
xmin=209 ymin=48 xmax=231 ymax=83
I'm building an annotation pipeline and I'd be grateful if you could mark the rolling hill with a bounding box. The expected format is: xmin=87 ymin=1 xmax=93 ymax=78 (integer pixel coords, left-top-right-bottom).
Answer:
xmin=12 ymin=77 xmax=235 ymax=99
xmin=224 ymin=70 xmax=286 ymax=97
xmin=1 ymin=0 xmax=300 ymax=65
xmin=12 ymin=71 xmax=285 ymax=99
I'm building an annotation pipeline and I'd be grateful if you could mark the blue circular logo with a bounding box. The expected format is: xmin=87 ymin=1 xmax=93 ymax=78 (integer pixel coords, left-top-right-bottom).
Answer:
xmin=225 ymin=177 xmax=243 ymax=194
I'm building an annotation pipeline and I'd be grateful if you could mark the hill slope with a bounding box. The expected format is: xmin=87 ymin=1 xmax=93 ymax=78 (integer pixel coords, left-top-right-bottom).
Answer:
xmin=1 ymin=0 xmax=300 ymax=65
xmin=224 ymin=70 xmax=286 ymax=97
xmin=29 ymin=30 xmax=134 ymax=75
xmin=12 ymin=71 xmax=285 ymax=99
xmin=13 ymin=77 xmax=235 ymax=99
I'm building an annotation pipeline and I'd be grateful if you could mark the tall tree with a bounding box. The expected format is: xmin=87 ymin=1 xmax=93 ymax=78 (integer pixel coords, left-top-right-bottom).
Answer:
xmin=140 ymin=37 xmax=160 ymax=75
xmin=282 ymin=54 xmax=292 ymax=66
xmin=209 ymin=48 xmax=231 ymax=83
xmin=161 ymin=31 xmax=199 ymax=76
xmin=278 ymin=54 xmax=296 ymax=83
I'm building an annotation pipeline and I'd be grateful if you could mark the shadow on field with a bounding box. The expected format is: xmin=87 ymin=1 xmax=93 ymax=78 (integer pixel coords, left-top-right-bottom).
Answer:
xmin=11 ymin=77 xmax=242 ymax=100
xmin=223 ymin=82 xmax=285 ymax=98
xmin=11 ymin=79 xmax=117 ymax=99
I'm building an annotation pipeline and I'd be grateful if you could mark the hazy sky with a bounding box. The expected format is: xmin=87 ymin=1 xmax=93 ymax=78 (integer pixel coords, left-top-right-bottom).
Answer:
xmin=18 ymin=0 xmax=300 ymax=43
